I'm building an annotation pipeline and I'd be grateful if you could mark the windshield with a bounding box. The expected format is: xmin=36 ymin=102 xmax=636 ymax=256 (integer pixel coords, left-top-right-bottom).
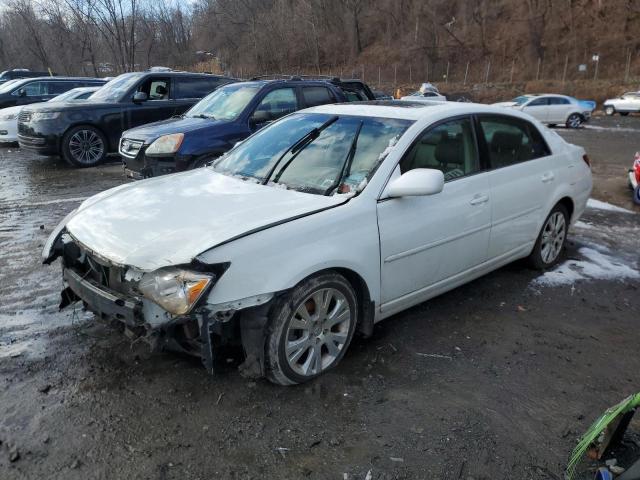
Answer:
xmin=212 ymin=113 xmax=412 ymax=195
xmin=88 ymin=73 xmax=142 ymax=102
xmin=49 ymin=88 xmax=89 ymax=102
xmin=512 ymin=96 xmax=532 ymax=105
xmin=0 ymin=79 xmax=25 ymax=94
xmin=186 ymin=83 xmax=261 ymax=121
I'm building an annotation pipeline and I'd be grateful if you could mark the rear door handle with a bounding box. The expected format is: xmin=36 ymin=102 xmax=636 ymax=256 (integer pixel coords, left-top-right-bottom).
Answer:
xmin=541 ymin=172 xmax=555 ymax=183
xmin=470 ymin=194 xmax=489 ymax=206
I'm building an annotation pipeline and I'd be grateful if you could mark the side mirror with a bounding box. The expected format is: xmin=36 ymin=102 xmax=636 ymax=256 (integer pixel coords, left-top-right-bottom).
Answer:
xmin=132 ymin=91 xmax=148 ymax=103
xmin=250 ymin=110 xmax=270 ymax=125
xmin=386 ymin=168 xmax=444 ymax=197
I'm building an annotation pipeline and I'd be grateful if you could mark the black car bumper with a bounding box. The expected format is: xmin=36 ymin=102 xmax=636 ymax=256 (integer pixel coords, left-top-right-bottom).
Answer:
xmin=18 ymin=133 xmax=59 ymax=155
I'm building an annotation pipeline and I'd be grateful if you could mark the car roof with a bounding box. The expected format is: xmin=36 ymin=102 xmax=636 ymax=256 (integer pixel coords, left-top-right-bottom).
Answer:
xmin=304 ymin=101 xmax=538 ymax=121
xmin=10 ymin=76 xmax=105 ymax=82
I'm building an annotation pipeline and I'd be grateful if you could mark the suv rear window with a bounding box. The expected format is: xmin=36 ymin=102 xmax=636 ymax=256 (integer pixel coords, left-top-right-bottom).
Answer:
xmin=302 ymin=86 xmax=335 ymax=107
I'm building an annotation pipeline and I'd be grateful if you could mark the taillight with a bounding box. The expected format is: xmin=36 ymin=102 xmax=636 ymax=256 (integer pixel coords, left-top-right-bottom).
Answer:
xmin=582 ymin=154 xmax=591 ymax=168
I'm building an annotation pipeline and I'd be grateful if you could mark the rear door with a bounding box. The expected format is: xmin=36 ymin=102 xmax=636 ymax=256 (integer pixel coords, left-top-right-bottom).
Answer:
xmin=477 ymin=114 xmax=555 ymax=259
xmin=521 ymin=97 xmax=549 ymax=123
xmin=300 ymin=85 xmax=337 ymax=108
xmin=547 ymin=96 xmax=572 ymax=123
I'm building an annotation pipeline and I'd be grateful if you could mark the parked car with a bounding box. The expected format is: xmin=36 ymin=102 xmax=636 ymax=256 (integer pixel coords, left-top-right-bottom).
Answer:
xmin=603 ymin=91 xmax=640 ymax=116
xmin=120 ymin=77 xmax=375 ymax=179
xmin=493 ymin=94 xmax=593 ymax=128
xmin=0 ymin=86 xmax=102 ymax=144
xmin=0 ymin=69 xmax=57 ymax=85
xmin=400 ymin=82 xmax=447 ymax=103
xmin=0 ymin=76 xmax=104 ymax=110
xmin=17 ymin=71 xmax=235 ymax=167
xmin=43 ymin=101 xmax=592 ymax=384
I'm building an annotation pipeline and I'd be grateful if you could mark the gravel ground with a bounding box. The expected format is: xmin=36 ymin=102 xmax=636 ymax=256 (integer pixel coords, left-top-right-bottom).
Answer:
xmin=0 ymin=117 xmax=639 ymax=479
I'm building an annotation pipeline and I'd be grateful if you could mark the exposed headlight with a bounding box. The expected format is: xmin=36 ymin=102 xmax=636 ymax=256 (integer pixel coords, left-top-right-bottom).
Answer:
xmin=0 ymin=113 xmax=16 ymax=121
xmin=31 ymin=111 xmax=60 ymax=121
xmin=138 ymin=267 xmax=213 ymax=315
xmin=145 ymin=133 xmax=184 ymax=156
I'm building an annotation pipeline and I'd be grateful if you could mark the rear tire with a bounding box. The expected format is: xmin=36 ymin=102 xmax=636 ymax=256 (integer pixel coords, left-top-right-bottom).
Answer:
xmin=604 ymin=106 xmax=615 ymax=116
xmin=566 ymin=113 xmax=583 ymax=129
xmin=265 ymin=272 xmax=358 ymax=385
xmin=527 ymin=204 xmax=569 ymax=270
xmin=62 ymin=126 xmax=107 ymax=168
xmin=634 ymin=186 xmax=640 ymax=205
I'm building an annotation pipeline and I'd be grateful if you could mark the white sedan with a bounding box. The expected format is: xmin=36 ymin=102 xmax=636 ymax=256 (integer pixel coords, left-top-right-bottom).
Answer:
xmin=493 ymin=94 xmax=592 ymax=128
xmin=0 ymin=86 xmax=100 ymax=143
xmin=603 ymin=91 xmax=640 ymax=116
xmin=42 ymin=102 xmax=592 ymax=385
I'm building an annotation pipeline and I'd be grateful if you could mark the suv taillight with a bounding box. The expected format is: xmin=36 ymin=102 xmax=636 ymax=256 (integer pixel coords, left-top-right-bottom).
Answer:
xmin=582 ymin=154 xmax=591 ymax=168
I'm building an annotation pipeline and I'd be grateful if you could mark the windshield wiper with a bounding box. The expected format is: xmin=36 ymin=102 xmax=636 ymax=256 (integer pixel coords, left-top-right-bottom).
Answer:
xmin=189 ymin=114 xmax=215 ymax=120
xmin=323 ymin=120 xmax=364 ymax=196
xmin=263 ymin=115 xmax=339 ymax=185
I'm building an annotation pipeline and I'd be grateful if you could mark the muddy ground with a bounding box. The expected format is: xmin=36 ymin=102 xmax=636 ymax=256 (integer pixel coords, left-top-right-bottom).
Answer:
xmin=0 ymin=116 xmax=639 ymax=480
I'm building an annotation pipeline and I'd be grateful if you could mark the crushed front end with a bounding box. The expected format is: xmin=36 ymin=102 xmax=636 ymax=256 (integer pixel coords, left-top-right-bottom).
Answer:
xmin=45 ymin=231 xmax=275 ymax=377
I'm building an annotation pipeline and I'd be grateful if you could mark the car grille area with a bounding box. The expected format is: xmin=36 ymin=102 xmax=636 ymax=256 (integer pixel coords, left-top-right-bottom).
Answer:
xmin=18 ymin=110 xmax=31 ymax=124
xmin=119 ymin=138 xmax=144 ymax=159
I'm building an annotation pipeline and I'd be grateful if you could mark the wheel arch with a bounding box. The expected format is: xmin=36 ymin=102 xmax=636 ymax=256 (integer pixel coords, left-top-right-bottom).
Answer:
xmin=556 ymin=196 xmax=575 ymax=222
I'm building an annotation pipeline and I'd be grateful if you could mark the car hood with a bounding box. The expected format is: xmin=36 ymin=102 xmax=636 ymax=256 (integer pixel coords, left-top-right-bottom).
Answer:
xmin=65 ymin=169 xmax=348 ymax=271
xmin=0 ymin=105 xmax=23 ymax=116
xmin=123 ymin=116 xmax=229 ymax=142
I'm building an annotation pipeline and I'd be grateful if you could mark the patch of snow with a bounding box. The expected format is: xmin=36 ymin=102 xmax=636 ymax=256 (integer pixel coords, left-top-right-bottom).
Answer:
xmin=587 ymin=198 xmax=634 ymax=214
xmin=583 ymin=125 xmax=640 ymax=133
xmin=533 ymin=247 xmax=640 ymax=287
xmin=574 ymin=220 xmax=595 ymax=230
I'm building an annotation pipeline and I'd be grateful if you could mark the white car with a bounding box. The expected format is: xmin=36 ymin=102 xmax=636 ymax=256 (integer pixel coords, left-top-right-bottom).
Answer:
xmin=43 ymin=102 xmax=592 ymax=385
xmin=603 ymin=91 xmax=640 ymax=116
xmin=0 ymin=86 xmax=100 ymax=143
xmin=493 ymin=94 xmax=591 ymax=128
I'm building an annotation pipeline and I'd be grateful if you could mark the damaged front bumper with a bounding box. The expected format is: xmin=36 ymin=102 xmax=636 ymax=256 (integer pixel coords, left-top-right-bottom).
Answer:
xmin=46 ymin=231 xmax=278 ymax=377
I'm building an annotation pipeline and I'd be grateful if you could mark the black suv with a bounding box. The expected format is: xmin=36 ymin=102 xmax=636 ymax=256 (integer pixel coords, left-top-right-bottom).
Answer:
xmin=120 ymin=76 xmax=375 ymax=179
xmin=18 ymin=70 xmax=234 ymax=167
xmin=0 ymin=76 xmax=104 ymax=109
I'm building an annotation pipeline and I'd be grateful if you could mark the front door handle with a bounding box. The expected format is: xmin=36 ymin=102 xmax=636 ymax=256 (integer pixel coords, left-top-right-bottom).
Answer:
xmin=541 ymin=172 xmax=555 ymax=183
xmin=470 ymin=194 xmax=489 ymax=206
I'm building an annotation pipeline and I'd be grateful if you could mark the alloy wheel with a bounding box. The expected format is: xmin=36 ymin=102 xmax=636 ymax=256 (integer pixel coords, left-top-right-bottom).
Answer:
xmin=540 ymin=211 xmax=566 ymax=264
xmin=68 ymin=130 xmax=104 ymax=165
xmin=567 ymin=114 xmax=582 ymax=128
xmin=284 ymin=288 xmax=352 ymax=377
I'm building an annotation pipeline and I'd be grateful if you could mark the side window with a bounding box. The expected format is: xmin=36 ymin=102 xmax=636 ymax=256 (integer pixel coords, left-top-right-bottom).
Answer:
xmin=549 ymin=97 xmax=570 ymax=105
xmin=301 ymin=86 xmax=335 ymax=107
xmin=343 ymin=90 xmax=365 ymax=102
xmin=253 ymin=88 xmax=297 ymax=121
xmin=13 ymin=81 xmax=45 ymax=97
xmin=45 ymin=81 xmax=71 ymax=95
xmin=175 ymin=77 xmax=222 ymax=99
xmin=399 ymin=117 xmax=480 ymax=181
xmin=137 ymin=77 xmax=170 ymax=100
xmin=527 ymin=98 xmax=548 ymax=107
xmin=478 ymin=116 xmax=551 ymax=169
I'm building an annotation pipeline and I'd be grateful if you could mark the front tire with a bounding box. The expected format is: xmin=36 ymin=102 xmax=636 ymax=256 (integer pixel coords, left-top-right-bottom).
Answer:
xmin=265 ymin=272 xmax=358 ymax=385
xmin=528 ymin=204 xmax=569 ymax=270
xmin=604 ymin=106 xmax=615 ymax=116
xmin=566 ymin=113 xmax=583 ymax=129
xmin=62 ymin=126 xmax=107 ymax=167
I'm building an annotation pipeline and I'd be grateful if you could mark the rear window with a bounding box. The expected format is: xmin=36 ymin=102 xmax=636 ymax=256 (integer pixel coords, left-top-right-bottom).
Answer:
xmin=174 ymin=77 xmax=225 ymax=99
xmin=302 ymin=86 xmax=335 ymax=107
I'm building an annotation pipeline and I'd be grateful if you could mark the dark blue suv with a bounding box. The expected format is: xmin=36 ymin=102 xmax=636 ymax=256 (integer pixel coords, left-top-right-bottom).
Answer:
xmin=120 ymin=76 xmax=375 ymax=178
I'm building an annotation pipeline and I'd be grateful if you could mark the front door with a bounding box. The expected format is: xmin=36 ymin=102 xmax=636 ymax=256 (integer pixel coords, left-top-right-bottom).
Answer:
xmin=521 ymin=97 xmax=549 ymax=123
xmin=126 ymin=77 xmax=179 ymax=130
xmin=377 ymin=116 xmax=491 ymax=309
xmin=547 ymin=96 xmax=571 ymax=123
xmin=248 ymin=87 xmax=298 ymax=132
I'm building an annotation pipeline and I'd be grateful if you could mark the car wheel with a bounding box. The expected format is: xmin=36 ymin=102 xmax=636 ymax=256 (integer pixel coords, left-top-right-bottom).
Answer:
xmin=62 ymin=126 xmax=107 ymax=167
xmin=265 ymin=272 xmax=358 ymax=385
xmin=604 ymin=106 xmax=615 ymax=116
xmin=528 ymin=204 xmax=569 ymax=270
xmin=566 ymin=114 xmax=583 ymax=129
xmin=634 ymin=186 xmax=640 ymax=205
